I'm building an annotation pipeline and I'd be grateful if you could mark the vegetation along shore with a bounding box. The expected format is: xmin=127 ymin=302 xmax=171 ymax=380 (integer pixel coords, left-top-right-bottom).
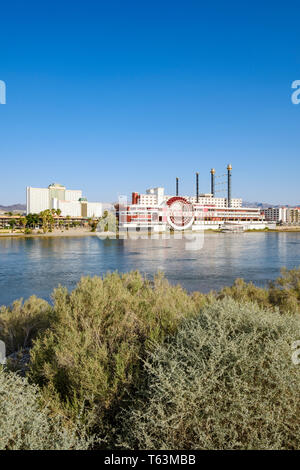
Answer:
xmin=2 ymin=209 xmax=300 ymax=237
xmin=1 ymin=268 xmax=300 ymax=449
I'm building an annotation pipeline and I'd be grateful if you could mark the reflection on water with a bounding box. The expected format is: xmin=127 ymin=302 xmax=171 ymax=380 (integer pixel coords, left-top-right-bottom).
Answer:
xmin=0 ymin=233 xmax=300 ymax=306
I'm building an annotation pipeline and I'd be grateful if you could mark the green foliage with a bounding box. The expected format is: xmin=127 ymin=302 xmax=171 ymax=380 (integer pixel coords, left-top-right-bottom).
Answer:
xmin=217 ymin=278 xmax=270 ymax=309
xmin=0 ymin=296 xmax=53 ymax=355
xmin=218 ymin=267 xmax=300 ymax=314
xmin=2 ymin=268 xmax=300 ymax=449
xmin=25 ymin=213 xmax=40 ymax=228
xmin=8 ymin=219 xmax=17 ymax=229
xmin=119 ymin=298 xmax=300 ymax=450
xmin=29 ymin=271 xmax=199 ymax=435
xmin=40 ymin=209 xmax=55 ymax=233
xmin=19 ymin=217 xmax=27 ymax=230
xmin=0 ymin=367 xmax=92 ymax=450
xmin=268 ymin=267 xmax=300 ymax=313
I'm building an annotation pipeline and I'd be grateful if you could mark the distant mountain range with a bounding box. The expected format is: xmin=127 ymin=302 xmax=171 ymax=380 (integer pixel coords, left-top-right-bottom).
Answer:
xmin=243 ymin=202 xmax=300 ymax=208
xmin=0 ymin=204 xmax=26 ymax=212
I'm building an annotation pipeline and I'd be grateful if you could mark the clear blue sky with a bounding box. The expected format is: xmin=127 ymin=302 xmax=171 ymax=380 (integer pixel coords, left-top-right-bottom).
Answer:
xmin=1 ymin=0 xmax=300 ymax=205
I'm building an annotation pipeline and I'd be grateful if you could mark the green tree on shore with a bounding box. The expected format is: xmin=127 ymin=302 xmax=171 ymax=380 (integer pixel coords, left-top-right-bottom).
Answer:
xmin=19 ymin=217 xmax=27 ymax=232
xmin=25 ymin=213 xmax=40 ymax=228
xmin=40 ymin=210 xmax=54 ymax=233
xmin=8 ymin=219 xmax=17 ymax=231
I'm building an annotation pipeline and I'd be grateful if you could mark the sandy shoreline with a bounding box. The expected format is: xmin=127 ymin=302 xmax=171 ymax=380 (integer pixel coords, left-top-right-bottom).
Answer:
xmin=0 ymin=228 xmax=99 ymax=238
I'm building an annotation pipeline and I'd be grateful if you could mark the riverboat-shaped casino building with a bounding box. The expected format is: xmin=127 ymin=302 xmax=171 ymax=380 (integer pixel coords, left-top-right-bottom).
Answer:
xmin=117 ymin=166 xmax=266 ymax=231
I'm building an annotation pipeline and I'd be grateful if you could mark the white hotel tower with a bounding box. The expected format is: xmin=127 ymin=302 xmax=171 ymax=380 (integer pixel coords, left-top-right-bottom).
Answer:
xmin=26 ymin=183 xmax=102 ymax=218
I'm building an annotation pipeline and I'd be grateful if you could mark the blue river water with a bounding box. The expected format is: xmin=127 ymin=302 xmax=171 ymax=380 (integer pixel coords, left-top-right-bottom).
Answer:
xmin=0 ymin=232 xmax=300 ymax=306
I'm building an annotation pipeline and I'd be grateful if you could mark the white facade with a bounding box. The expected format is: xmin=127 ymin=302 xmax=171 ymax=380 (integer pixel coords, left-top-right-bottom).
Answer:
xmin=143 ymin=187 xmax=166 ymax=205
xmin=65 ymin=189 xmax=82 ymax=202
xmin=262 ymin=207 xmax=300 ymax=224
xmin=119 ymin=199 xmax=265 ymax=231
xmin=188 ymin=196 xmax=242 ymax=208
xmin=26 ymin=183 xmax=102 ymax=218
xmin=87 ymin=202 xmax=102 ymax=218
xmin=286 ymin=208 xmax=300 ymax=223
xmin=56 ymin=200 xmax=82 ymax=217
xmin=262 ymin=208 xmax=287 ymax=223
xmin=138 ymin=187 xmax=242 ymax=208
xmin=26 ymin=187 xmax=50 ymax=214
xmin=54 ymin=199 xmax=102 ymax=217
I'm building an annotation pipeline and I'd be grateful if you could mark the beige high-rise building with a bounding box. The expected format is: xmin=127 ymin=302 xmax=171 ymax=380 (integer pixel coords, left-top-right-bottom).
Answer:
xmin=26 ymin=183 xmax=102 ymax=217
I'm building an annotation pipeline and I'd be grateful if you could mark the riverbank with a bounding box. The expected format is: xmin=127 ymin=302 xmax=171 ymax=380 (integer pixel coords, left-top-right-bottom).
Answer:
xmin=2 ymin=227 xmax=300 ymax=237
xmin=0 ymin=228 xmax=98 ymax=238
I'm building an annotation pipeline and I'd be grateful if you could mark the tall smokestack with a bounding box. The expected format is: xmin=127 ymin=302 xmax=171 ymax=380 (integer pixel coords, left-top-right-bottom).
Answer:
xmin=210 ymin=168 xmax=215 ymax=197
xmin=132 ymin=192 xmax=139 ymax=205
xmin=196 ymin=172 xmax=199 ymax=202
xmin=227 ymin=164 xmax=232 ymax=208
xmin=176 ymin=177 xmax=179 ymax=196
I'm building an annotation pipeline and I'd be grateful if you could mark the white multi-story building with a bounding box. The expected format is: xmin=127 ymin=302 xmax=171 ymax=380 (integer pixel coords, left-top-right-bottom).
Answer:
xmin=286 ymin=208 xmax=300 ymax=224
xmin=54 ymin=200 xmax=81 ymax=217
xmin=262 ymin=207 xmax=300 ymax=224
xmin=26 ymin=187 xmax=50 ymax=214
xmin=139 ymin=187 xmax=167 ymax=206
xmin=188 ymin=194 xmax=242 ymax=208
xmin=65 ymin=189 xmax=82 ymax=202
xmin=26 ymin=183 xmax=102 ymax=218
xmin=134 ymin=187 xmax=242 ymax=208
xmin=262 ymin=208 xmax=287 ymax=223
xmin=86 ymin=202 xmax=103 ymax=218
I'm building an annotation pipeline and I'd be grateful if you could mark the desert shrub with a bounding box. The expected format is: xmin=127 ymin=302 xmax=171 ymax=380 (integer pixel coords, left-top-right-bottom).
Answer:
xmin=217 ymin=268 xmax=300 ymax=314
xmin=274 ymin=267 xmax=300 ymax=292
xmin=29 ymin=271 xmax=201 ymax=436
xmin=268 ymin=267 xmax=300 ymax=313
xmin=119 ymin=298 xmax=300 ymax=450
xmin=0 ymin=367 xmax=91 ymax=450
xmin=0 ymin=296 xmax=53 ymax=355
xmin=217 ymin=278 xmax=270 ymax=310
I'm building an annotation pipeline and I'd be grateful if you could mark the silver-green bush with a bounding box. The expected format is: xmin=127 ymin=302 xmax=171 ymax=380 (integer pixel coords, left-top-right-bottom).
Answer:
xmin=0 ymin=368 xmax=91 ymax=450
xmin=29 ymin=272 xmax=203 ymax=432
xmin=119 ymin=298 xmax=300 ymax=450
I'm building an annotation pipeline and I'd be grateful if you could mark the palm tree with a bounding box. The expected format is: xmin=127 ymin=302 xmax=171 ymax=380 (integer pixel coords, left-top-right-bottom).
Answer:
xmin=49 ymin=213 xmax=55 ymax=232
xmin=40 ymin=210 xmax=54 ymax=233
xmin=19 ymin=217 xmax=27 ymax=232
